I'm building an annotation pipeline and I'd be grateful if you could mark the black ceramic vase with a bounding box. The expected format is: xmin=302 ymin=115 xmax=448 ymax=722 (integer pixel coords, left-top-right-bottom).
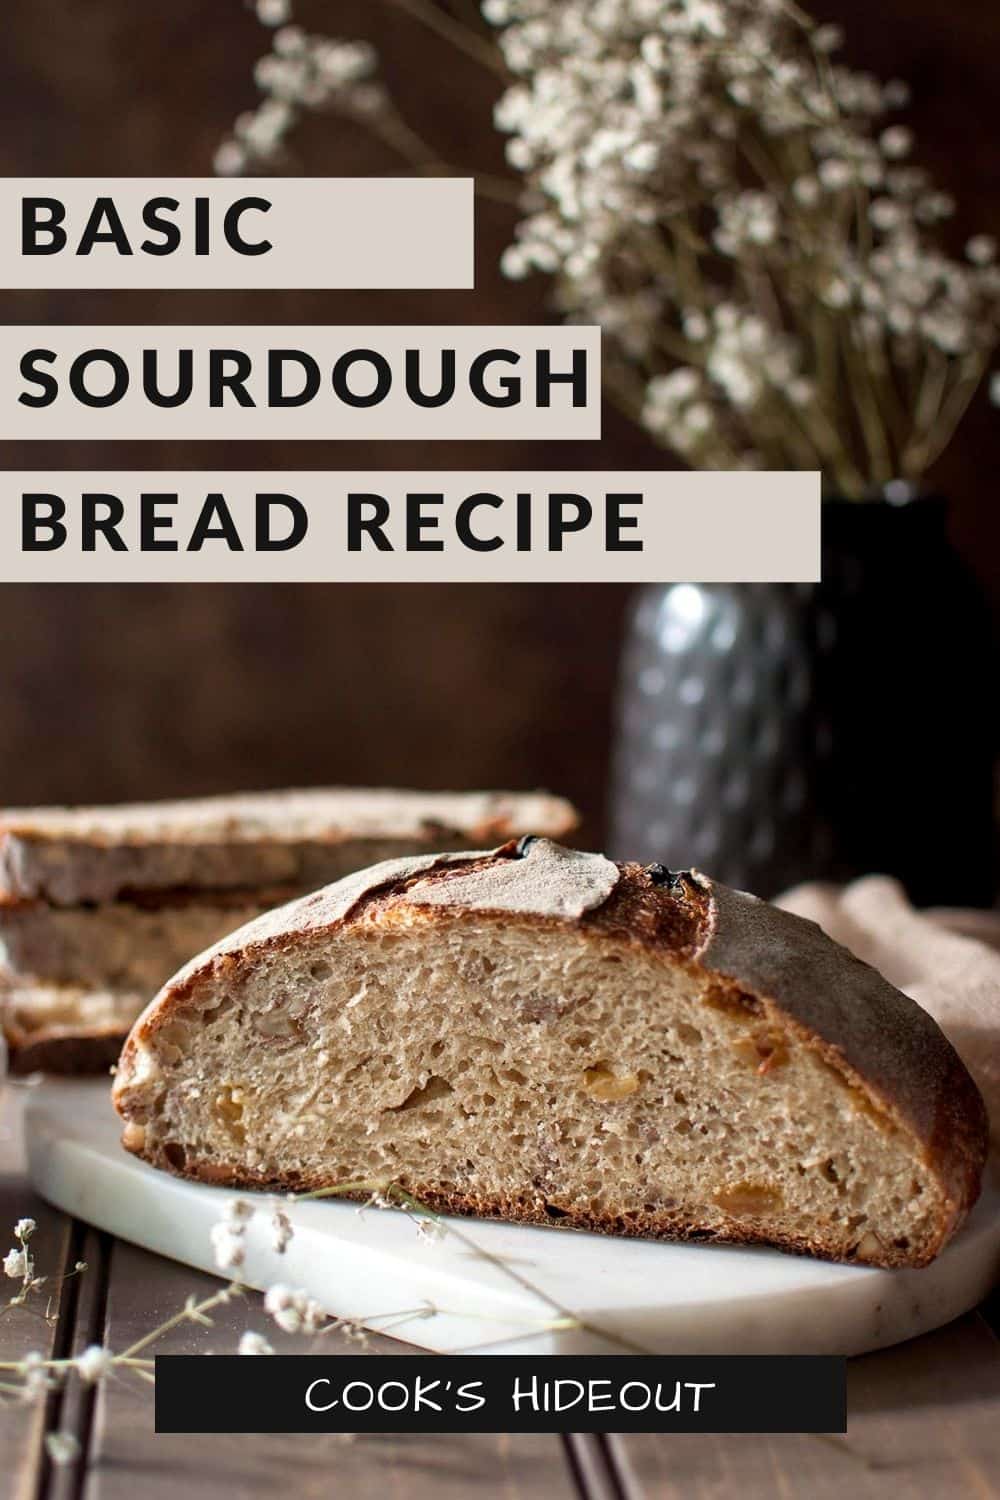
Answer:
xmin=609 ymin=495 xmax=997 ymax=906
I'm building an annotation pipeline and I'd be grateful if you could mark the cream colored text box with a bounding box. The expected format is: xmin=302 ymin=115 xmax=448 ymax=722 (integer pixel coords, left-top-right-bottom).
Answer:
xmin=2 ymin=327 xmax=600 ymax=441
xmin=2 ymin=471 xmax=820 ymax=582
xmin=0 ymin=179 xmax=473 ymax=289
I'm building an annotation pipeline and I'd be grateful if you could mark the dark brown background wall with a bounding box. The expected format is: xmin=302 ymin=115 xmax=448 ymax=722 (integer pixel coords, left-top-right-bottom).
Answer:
xmin=1 ymin=0 xmax=997 ymax=844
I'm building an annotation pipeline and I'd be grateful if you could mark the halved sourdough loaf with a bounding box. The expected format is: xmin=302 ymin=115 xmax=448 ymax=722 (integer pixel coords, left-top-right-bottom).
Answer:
xmin=112 ymin=839 xmax=988 ymax=1268
xmin=0 ymin=789 xmax=576 ymax=905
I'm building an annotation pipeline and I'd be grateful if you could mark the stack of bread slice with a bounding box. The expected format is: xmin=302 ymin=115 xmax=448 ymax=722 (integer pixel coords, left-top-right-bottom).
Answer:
xmin=0 ymin=788 xmax=576 ymax=1072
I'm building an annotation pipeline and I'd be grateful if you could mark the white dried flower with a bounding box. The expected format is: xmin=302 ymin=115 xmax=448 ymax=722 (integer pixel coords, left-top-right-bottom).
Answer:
xmin=45 ymin=1432 xmax=80 ymax=1468
xmin=624 ymin=140 xmax=659 ymax=173
xmin=822 ymin=278 xmax=851 ymax=310
xmin=714 ymin=191 xmax=778 ymax=251
xmin=792 ymin=175 xmax=820 ymax=207
xmin=684 ymin=401 xmax=714 ymax=435
xmin=338 ymin=1319 xmax=370 ymax=1346
xmin=920 ymin=310 xmax=967 ymax=354
xmin=967 ymin=235 xmax=997 ymax=267
xmin=812 ymin=23 xmax=844 ymax=54
xmin=415 ymin=1216 xmax=447 ymax=1243
xmin=818 ymin=159 xmax=853 ymax=191
xmin=75 ymin=1345 xmax=113 ymax=1384
xmin=14 ymin=1219 xmax=36 ymax=1241
xmin=652 ymin=368 xmax=700 ymax=406
xmin=263 ymin=1283 xmax=325 ymax=1335
xmin=683 ymin=310 xmax=709 ymax=341
xmin=270 ymin=1204 xmax=294 ymax=1254
xmin=4 ymin=1247 xmax=28 ymax=1280
xmin=20 ymin=1352 xmax=51 ymax=1399
xmin=239 ymin=1330 xmax=275 ymax=1356
xmin=264 ymin=1283 xmax=293 ymax=1313
xmin=213 ymin=0 xmax=1000 ymax=489
xmin=500 ymin=244 xmax=530 ymax=279
xmin=880 ymin=126 xmax=913 ymax=160
xmin=869 ymin=197 xmax=904 ymax=231
xmin=209 ymin=1224 xmax=245 ymax=1272
xmin=273 ymin=24 xmax=306 ymax=58
xmin=256 ymin=0 xmax=291 ymax=25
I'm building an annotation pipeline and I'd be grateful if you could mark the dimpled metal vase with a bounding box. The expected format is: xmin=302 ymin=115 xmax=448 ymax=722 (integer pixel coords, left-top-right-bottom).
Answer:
xmin=609 ymin=496 xmax=996 ymax=906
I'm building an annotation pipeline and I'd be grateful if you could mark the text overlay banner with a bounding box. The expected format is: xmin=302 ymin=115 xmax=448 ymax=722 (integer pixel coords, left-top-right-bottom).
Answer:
xmin=0 ymin=179 xmax=474 ymax=289
xmin=1 ymin=471 xmax=821 ymax=582
xmin=2 ymin=326 xmax=601 ymax=441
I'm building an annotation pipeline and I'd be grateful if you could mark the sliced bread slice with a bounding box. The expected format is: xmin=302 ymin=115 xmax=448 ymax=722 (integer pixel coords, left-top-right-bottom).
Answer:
xmin=112 ymin=839 xmax=988 ymax=1268
xmin=3 ymin=977 xmax=143 ymax=1074
xmin=0 ymin=788 xmax=577 ymax=905
xmin=0 ymin=890 xmax=299 ymax=993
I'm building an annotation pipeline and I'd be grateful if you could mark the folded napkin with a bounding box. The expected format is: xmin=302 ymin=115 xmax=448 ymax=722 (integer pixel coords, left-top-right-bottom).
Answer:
xmin=778 ymin=876 xmax=1000 ymax=1149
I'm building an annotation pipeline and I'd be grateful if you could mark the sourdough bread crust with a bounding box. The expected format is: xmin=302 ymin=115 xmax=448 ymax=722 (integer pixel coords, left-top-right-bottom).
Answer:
xmin=0 ymin=789 xmax=578 ymax=905
xmin=697 ymin=879 xmax=987 ymax=1249
xmin=114 ymin=840 xmax=988 ymax=1265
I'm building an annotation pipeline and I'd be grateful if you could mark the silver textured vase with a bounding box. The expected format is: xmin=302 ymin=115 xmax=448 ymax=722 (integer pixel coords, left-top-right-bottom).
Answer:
xmin=609 ymin=497 xmax=996 ymax=905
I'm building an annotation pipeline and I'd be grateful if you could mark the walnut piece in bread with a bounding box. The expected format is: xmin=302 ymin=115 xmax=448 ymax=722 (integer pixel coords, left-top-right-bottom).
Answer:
xmin=112 ymin=839 xmax=988 ymax=1268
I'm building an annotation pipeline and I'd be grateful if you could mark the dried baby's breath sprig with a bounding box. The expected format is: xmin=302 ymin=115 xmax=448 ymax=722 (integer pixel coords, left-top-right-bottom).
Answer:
xmin=487 ymin=0 xmax=999 ymax=491
xmin=0 ymin=1284 xmax=244 ymax=1400
xmin=3 ymin=1216 xmax=42 ymax=1306
xmin=219 ymin=0 xmax=459 ymax=184
xmin=0 ymin=1215 xmax=252 ymax=1404
xmin=217 ymin=0 xmax=518 ymax=203
xmin=75 ymin=1345 xmax=114 ymax=1384
xmin=415 ymin=1215 xmax=447 ymax=1243
xmin=0 ymin=1218 xmax=85 ymax=1320
xmin=215 ymin=0 xmax=997 ymax=491
xmin=209 ymin=1196 xmax=259 ymax=1270
xmin=263 ymin=1283 xmax=326 ymax=1335
xmin=295 ymin=1178 xmax=646 ymax=1355
xmin=45 ymin=1431 xmax=80 ymax=1468
xmin=270 ymin=1201 xmax=294 ymax=1254
xmin=238 ymin=1329 xmax=275 ymax=1355
xmin=330 ymin=1316 xmax=370 ymax=1348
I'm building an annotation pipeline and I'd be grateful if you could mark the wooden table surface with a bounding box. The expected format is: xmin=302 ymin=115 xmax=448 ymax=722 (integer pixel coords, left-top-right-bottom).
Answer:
xmin=1 ymin=1097 xmax=997 ymax=1500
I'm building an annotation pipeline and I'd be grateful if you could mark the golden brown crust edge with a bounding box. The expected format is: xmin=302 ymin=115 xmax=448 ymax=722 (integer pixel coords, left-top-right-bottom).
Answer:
xmin=113 ymin=1149 xmax=938 ymax=1270
xmin=115 ymin=843 xmax=989 ymax=1265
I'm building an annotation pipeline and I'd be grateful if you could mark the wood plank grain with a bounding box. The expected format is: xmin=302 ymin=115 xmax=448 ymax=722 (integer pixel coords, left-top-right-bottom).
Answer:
xmin=43 ymin=1226 xmax=112 ymax=1500
xmin=83 ymin=1239 xmax=579 ymax=1500
xmin=0 ymin=1086 xmax=81 ymax=1500
xmin=612 ymin=1314 xmax=1000 ymax=1499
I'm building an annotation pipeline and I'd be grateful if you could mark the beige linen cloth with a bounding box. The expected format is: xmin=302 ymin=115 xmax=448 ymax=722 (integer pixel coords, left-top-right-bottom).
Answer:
xmin=778 ymin=877 xmax=1000 ymax=1152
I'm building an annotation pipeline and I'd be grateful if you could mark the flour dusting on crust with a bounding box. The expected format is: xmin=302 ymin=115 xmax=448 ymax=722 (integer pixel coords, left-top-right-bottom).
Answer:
xmin=406 ymin=838 xmax=620 ymax=920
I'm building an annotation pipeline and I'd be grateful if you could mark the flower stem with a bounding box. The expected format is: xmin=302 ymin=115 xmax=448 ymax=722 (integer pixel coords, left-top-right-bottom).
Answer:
xmin=381 ymin=0 xmax=508 ymax=78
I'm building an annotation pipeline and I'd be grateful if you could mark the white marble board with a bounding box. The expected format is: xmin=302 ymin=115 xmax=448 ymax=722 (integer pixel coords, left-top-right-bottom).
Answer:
xmin=24 ymin=1078 xmax=1000 ymax=1357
